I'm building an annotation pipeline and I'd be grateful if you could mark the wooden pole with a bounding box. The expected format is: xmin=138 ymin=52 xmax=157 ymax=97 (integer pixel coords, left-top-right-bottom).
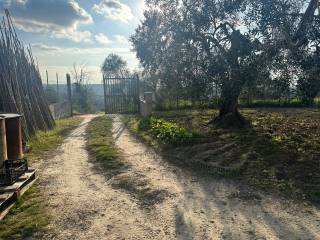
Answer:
xmin=56 ymin=72 xmax=59 ymax=100
xmin=0 ymin=10 xmax=55 ymax=140
xmin=66 ymin=74 xmax=73 ymax=117
xmin=46 ymin=70 xmax=49 ymax=87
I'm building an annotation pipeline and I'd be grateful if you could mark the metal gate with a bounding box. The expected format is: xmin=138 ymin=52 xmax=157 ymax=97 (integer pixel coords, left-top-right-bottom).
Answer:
xmin=103 ymin=76 xmax=140 ymax=114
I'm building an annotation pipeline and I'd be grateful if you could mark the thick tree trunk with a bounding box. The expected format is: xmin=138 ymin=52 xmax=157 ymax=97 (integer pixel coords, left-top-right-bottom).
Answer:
xmin=211 ymin=30 xmax=251 ymax=128
xmin=214 ymin=82 xmax=245 ymax=128
xmin=213 ymin=58 xmax=246 ymax=128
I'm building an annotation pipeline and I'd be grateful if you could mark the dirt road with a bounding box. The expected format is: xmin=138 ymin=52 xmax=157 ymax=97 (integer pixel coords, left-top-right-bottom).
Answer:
xmin=40 ymin=115 xmax=320 ymax=240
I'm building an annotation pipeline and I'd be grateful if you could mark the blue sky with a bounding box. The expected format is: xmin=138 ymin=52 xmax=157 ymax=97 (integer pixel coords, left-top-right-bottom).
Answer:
xmin=1 ymin=0 xmax=146 ymax=83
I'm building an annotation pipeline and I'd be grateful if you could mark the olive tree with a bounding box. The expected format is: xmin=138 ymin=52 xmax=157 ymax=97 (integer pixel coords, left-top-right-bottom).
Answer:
xmin=132 ymin=0 xmax=319 ymax=126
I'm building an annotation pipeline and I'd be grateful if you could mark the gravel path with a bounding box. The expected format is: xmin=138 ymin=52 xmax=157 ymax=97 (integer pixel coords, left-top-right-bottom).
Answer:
xmin=40 ymin=115 xmax=320 ymax=240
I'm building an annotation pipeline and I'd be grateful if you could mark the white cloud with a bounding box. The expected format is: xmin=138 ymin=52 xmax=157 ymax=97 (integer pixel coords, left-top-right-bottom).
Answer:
xmin=32 ymin=44 xmax=133 ymax=56
xmin=31 ymin=43 xmax=137 ymax=64
xmin=53 ymin=28 xmax=92 ymax=43
xmin=32 ymin=43 xmax=140 ymax=83
xmin=114 ymin=35 xmax=129 ymax=45
xmin=2 ymin=0 xmax=93 ymax=43
xmin=93 ymin=0 xmax=134 ymax=23
xmin=95 ymin=33 xmax=112 ymax=45
xmin=31 ymin=43 xmax=61 ymax=51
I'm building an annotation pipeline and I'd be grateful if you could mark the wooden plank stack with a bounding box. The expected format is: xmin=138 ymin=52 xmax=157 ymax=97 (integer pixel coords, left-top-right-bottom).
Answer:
xmin=0 ymin=168 xmax=37 ymax=220
xmin=0 ymin=10 xmax=55 ymax=140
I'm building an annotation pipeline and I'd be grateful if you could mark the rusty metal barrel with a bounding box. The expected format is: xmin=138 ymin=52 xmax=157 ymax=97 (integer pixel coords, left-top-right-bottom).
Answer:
xmin=0 ymin=114 xmax=23 ymax=162
xmin=0 ymin=116 xmax=7 ymax=168
xmin=0 ymin=114 xmax=26 ymax=186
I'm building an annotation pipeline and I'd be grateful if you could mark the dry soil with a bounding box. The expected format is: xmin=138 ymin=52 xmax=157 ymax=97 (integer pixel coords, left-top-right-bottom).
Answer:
xmin=39 ymin=115 xmax=320 ymax=240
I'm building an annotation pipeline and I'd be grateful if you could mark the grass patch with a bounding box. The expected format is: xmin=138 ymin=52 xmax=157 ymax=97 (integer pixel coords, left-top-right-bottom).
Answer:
xmin=0 ymin=116 xmax=83 ymax=240
xmin=0 ymin=185 xmax=48 ymax=240
xmin=86 ymin=116 xmax=123 ymax=176
xmin=154 ymin=97 xmax=320 ymax=111
xmin=26 ymin=117 xmax=83 ymax=161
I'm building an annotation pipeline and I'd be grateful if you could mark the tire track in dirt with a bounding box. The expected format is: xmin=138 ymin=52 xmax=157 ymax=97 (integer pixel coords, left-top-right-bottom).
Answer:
xmin=39 ymin=115 xmax=320 ymax=240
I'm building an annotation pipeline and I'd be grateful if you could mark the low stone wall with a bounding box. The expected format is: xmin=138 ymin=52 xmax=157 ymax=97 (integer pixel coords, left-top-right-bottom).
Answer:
xmin=49 ymin=101 xmax=72 ymax=120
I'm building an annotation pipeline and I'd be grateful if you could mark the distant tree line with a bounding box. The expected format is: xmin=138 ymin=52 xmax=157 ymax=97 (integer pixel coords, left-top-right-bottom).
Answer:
xmin=131 ymin=0 xmax=320 ymax=126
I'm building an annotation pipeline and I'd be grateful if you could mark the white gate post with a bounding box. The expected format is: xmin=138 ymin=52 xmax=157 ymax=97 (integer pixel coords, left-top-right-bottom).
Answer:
xmin=140 ymin=92 xmax=153 ymax=117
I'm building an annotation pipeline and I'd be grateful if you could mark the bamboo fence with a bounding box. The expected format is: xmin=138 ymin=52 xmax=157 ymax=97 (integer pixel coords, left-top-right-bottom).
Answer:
xmin=0 ymin=10 xmax=55 ymax=140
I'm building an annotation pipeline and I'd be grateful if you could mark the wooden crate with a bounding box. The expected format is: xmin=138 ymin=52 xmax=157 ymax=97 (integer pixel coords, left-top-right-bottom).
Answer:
xmin=0 ymin=168 xmax=36 ymax=220
xmin=0 ymin=114 xmax=36 ymax=220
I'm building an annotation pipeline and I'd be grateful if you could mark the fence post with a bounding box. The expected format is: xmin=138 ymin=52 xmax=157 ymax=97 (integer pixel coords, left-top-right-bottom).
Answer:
xmin=137 ymin=75 xmax=141 ymax=113
xmin=56 ymin=72 xmax=59 ymax=100
xmin=66 ymin=74 xmax=73 ymax=117
xmin=46 ymin=70 xmax=49 ymax=87
xmin=103 ymin=75 xmax=107 ymax=114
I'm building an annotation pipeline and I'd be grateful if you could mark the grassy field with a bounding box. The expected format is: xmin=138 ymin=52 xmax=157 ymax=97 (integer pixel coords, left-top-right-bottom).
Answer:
xmin=126 ymin=108 xmax=320 ymax=201
xmin=0 ymin=116 xmax=82 ymax=240
xmin=86 ymin=116 xmax=123 ymax=177
xmin=154 ymin=97 xmax=320 ymax=111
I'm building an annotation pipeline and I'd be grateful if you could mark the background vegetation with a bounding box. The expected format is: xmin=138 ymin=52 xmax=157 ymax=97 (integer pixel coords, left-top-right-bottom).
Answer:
xmin=132 ymin=0 xmax=320 ymax=126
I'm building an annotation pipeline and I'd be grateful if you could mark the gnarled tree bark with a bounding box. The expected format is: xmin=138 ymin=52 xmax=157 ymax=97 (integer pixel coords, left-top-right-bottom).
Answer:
xmin=213 ymin=31 xmax=249 ymax=128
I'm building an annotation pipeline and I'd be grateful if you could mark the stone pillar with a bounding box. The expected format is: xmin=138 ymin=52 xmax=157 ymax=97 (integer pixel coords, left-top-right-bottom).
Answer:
xmin=140 ymin=92 xmax=153 ymax=117
xmin=144 ymin=92 xmax=153 ymax=116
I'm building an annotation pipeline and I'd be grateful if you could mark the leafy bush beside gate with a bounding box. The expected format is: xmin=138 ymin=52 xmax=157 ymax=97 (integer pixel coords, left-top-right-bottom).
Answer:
xmin=138 ymin=117 xmax=194 ymax=146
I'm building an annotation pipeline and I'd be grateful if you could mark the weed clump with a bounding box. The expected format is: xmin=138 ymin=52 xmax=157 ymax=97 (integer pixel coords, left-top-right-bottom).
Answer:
xmin=138 ymin=117 xmax=194 ymax=146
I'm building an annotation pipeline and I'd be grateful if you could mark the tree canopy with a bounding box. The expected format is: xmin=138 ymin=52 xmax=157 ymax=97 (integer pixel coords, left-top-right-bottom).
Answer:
xmin=131 ymin=0 xmax=320 ymax=126
xmin=101 ymin=54 xmax=129 ymax=78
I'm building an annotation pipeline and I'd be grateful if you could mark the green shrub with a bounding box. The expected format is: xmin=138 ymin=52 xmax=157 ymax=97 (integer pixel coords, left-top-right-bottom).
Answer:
xmin=138 ymin=117 xmax=152 ymax=131
xmin=145 ymin=117 xmax=194 ymax=146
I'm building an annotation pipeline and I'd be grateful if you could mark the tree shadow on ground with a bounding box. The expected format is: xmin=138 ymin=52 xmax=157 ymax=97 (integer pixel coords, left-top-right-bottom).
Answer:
xmin=110 ymin=172 xmax=170 ymax=207
xmin=144 ymin=116 xmax=320 ymax=239
xmin=156 ymin=110 xmax=320 ymax=204
xmin=169 ymin=158 xmax=320 ymax=239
